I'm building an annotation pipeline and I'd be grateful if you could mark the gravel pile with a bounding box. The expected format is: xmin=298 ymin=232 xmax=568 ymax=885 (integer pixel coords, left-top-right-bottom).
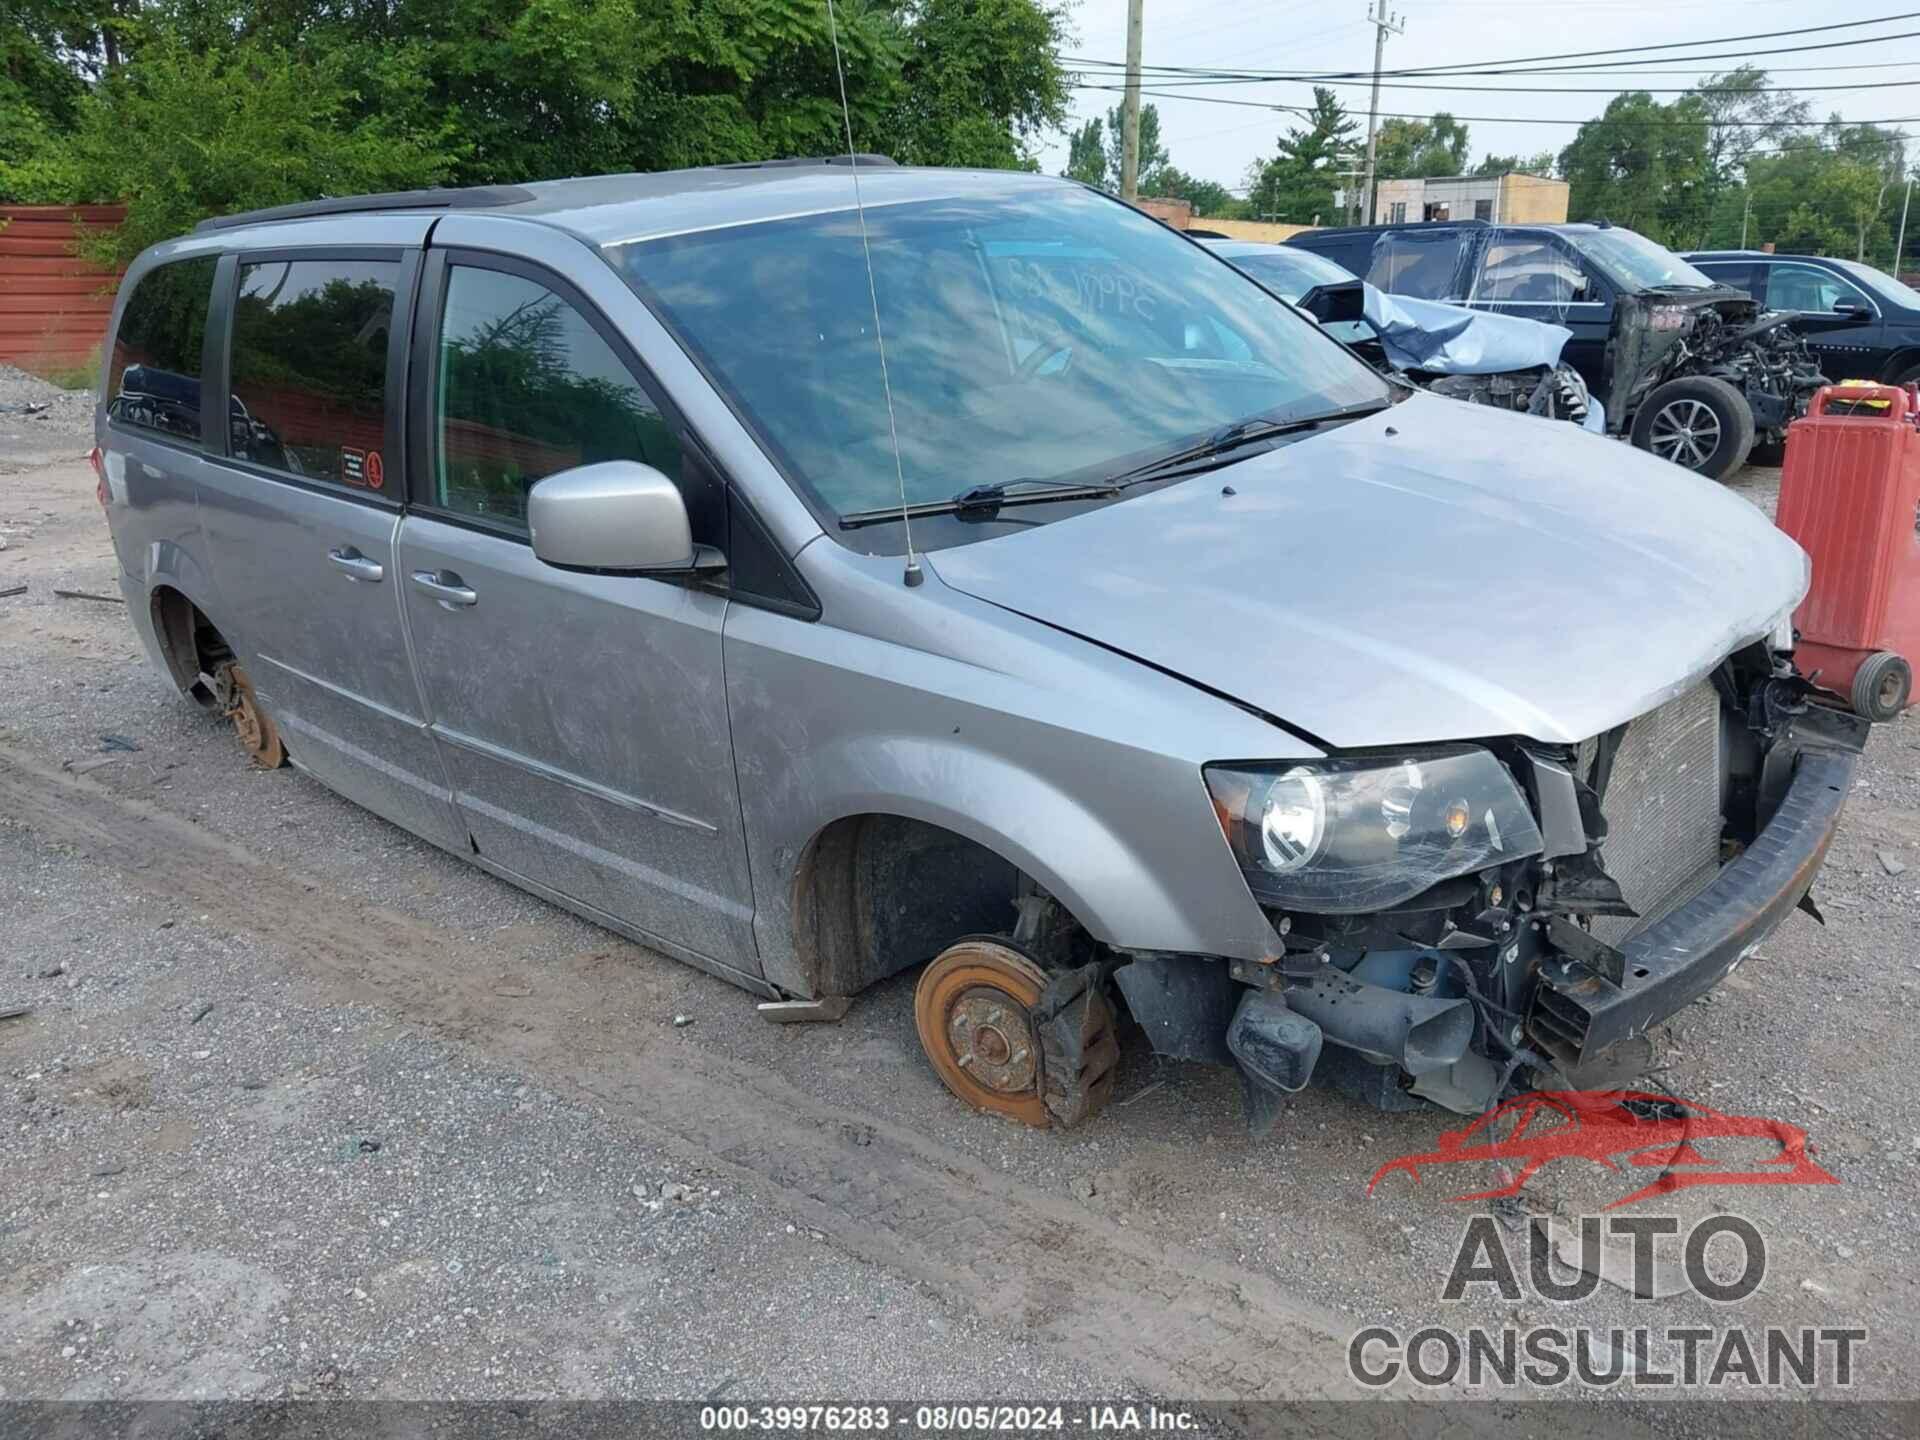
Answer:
xmin=0 ymin=363 xmax=98 ymax=445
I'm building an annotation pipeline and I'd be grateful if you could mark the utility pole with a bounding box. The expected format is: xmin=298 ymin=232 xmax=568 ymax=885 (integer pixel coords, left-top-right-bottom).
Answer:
xmin=1895 ymin=175 xmax=1914 ymax=278
xmin=1740 ymin=189 xmax=1752 ymax=249
xmin=1360 ymin=0 xmax=1404 ymax=225
xmin=1336 ymin=161 xmax=1365 ymax=224
xmin=1121 ymin=0 xmax=1145 ymax=200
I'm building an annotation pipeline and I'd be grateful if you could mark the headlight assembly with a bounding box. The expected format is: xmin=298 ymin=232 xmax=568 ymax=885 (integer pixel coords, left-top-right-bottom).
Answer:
xmin=1204 ymin=748 xmax=1544 ymax=913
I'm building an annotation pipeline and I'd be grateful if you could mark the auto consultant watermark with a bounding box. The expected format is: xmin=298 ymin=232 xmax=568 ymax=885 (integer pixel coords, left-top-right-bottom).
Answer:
xmin=1350 ymin=1089 xmax=1865 ymax=1392
xmin=1366 ymin=1088 xmax=1838 ymax=1211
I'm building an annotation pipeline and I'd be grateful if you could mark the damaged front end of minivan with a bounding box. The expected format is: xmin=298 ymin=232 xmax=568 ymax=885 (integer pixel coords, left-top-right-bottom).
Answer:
xmin=1108 ymin=646 xmax=1866 ymax=1130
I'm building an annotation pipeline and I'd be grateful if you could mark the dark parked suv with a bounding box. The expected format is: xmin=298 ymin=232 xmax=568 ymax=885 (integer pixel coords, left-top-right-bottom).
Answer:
xmin=1683 ymin=249 xmax=1920 ymax=387
xmin=1290 ymin=220 xmax=1825 ymax=478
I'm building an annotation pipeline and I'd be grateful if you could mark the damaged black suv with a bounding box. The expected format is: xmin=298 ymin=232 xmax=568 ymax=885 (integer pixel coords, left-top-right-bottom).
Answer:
xmin=1290 ymin=219 xmax=1826 ymax=479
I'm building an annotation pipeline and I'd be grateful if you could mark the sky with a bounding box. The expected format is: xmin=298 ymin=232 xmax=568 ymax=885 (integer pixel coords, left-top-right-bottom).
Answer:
xmin=1038 ymin=0 xmax=1920 ymax=194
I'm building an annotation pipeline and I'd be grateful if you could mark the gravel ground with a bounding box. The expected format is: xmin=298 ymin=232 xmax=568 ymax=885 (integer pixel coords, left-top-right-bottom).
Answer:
xmin=1 ymin=446 xmax=1916 ymax=1418
xmin=0 ymin=365 xmax=97 ymax=477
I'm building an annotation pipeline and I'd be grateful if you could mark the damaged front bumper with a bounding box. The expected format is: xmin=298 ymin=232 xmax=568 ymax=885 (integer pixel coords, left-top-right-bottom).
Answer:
xmin=1529 ymin=745 xmax=1856 ymax=1064
xmin=1114 ymin=670 xmax=1867 ymax=1126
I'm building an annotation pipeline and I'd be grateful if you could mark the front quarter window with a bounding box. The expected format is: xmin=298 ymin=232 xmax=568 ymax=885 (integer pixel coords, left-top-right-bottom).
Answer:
xmin=615 ymin=184 xmax=1387 ymax=551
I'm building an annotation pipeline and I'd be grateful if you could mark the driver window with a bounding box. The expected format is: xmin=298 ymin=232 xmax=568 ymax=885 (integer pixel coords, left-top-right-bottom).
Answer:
xmin=1764 ymin=264 xmax=1867 ymax=314
xmin=434 ymin=265 xmax=681 ymax=532
xmin=1475 ymin=239 xmax=1593 ymax=304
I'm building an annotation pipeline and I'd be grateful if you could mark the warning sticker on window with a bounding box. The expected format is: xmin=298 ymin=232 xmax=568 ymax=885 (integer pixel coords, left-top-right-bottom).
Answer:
xmin=365 ymin=450 xmax=385 ymax=491
xmin=341 ymin=447 xmax=369 ymax=488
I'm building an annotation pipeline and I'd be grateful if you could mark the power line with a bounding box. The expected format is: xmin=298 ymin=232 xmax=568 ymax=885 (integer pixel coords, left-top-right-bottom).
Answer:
xmin=1074 ymin=84 xmax=1920 ymax=130
xmin=1350 ymin=9 xmax=1920 ymax=75
xmin=1059 ymin=14 xmax=1920 ymax=83
xmin=1075 ymin=73 xmax=1920 ymax=98
xmin=1087 ymin=58 xmax=1920 ymax=80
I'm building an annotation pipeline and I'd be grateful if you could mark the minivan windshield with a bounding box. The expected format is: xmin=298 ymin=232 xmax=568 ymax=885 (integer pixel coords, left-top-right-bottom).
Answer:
xmin=617 ymin=185 xmax=1388 ymax=547
xmin=1570 ymin=228 xmax=1717 ymax=291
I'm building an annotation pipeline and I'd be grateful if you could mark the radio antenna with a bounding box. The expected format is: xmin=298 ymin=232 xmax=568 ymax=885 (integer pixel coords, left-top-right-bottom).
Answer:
xmin=823 ymin=0 xmax=922 ymax=586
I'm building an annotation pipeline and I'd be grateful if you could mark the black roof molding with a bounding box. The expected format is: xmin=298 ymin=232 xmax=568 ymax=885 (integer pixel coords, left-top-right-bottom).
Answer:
xmin=191 ymin=159 xmax=901 ymax=234
xmin=193 ymin=185 xmax=538 ymax=234
xmin=714 ymin=154 xmax=897 ymax=170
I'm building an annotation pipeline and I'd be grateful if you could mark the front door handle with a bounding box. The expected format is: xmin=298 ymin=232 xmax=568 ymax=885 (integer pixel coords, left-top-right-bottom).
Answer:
xmin=327 ymin=546 xmax=384 ymax=583
xmin=410 ymin=569 xmax=478 ymax=610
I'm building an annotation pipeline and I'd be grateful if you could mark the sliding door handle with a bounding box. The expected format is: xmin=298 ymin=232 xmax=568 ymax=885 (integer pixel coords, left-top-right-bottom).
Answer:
xmin=327 ymin=546 xmax=384 ymax=583
xmin=410 ymin=569 xmax=478 ymax=609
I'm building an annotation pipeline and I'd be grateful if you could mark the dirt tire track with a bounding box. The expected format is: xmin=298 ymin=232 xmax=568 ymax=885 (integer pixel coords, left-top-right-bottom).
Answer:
xmin=1 ymin=743 xmax=1370 ymax=1403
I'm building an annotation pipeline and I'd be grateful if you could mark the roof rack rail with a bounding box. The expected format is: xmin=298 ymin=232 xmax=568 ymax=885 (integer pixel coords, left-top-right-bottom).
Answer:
xmin=194 ymin=185 xmax=538 ymax=234
xmin=714 ymin=154 xmax=897 ymax=171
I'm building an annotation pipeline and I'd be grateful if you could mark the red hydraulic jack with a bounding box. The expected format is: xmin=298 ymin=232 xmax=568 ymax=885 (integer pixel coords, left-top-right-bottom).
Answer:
xmin=1775 ymin=383 xmax=1920 ymax=720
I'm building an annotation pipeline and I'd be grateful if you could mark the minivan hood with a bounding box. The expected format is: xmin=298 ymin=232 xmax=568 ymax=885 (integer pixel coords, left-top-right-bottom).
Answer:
xmin=929 ymin=392 xmax=1807 ymax=750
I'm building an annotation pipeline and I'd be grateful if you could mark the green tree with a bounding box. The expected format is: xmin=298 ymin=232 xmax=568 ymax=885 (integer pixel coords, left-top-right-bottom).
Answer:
xmin=7 ymin=0 xmax=1075 ymax=236
xmin=1692 ymin=66 xmax=1810 ymax=193
xmin=1058 ymin=102 xmax=1172 ymax=194
xmin=1062 ymin=114 xmax=1106 ymax=187
xmin=877 ymin=0 xmax=1070 ymax=169
xmin=1245 ymin=87 xmax=1356 ymax=223
xmin=60 ymin=33 xmax=459 ymax=265
xmin=0 ymin=0 xmax=115 ymax=198
xmin=1558 ymin=91 xmax=1711 ymax=246
xmin=1729 ymin=121 xmax=1910 ymax=263
xmin=1372 ymin=112 xmax=1469 ymax=180
xmin=1101 ymin=101 xmax=1168 ymax=193
xmin=1471 ymin=150 xmax=1555 ymax=178
xmin=1141 ymin=165 xmax=1241 ymax=218
xmin=1369 ymin=118 xmax=1424 ymax=182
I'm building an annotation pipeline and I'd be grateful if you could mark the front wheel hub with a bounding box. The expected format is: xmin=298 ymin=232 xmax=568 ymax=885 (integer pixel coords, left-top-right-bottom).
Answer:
xmin=947 ymin=987 xmax=1038 ymax=1094
xmin=914 ymin=940 xmax=1052 ymax=1127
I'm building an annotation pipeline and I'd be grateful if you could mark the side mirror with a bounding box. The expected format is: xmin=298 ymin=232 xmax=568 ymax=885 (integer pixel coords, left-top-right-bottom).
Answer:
xmin=1296 ymin=279 xmax=1365 ymax=326
xmin=527 ymin=460 xmax=722 ymax=574
xmin=1832 ymin=299 xmax=1872 ymax=322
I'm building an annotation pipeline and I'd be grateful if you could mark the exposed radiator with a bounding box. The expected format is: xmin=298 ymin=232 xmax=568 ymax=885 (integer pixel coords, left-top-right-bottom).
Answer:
xmin=1584 ymin=682 xmax=1725 ymax=944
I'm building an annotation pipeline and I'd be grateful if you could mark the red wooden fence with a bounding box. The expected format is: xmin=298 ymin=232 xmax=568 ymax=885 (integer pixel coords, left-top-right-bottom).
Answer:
xmin=0 ymin=205 xmax=126 ymax=370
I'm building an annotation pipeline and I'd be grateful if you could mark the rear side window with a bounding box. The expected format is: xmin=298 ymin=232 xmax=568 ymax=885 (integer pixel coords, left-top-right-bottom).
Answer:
xmin=1365 ymin=230 xmax=1471 ymax=301
xmin=229 ymin=258 xmax=397 ymax=492
xmin=433 ymin=264 xmax=680 ymax=532
xmin=106 ymin=257 xmax=217 ymax=446
xmin=1692 ymin=261 xmax=1756 ymax=298
xmin=1473 ymin=238 xmax=1595 ymax=304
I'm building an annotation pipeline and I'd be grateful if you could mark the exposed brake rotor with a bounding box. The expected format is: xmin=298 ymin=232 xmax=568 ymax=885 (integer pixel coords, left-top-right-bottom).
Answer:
xmin=916 ymin=940 xmax=1051 ymax=1127
xmin=214 ymin=660 xmax=286 ymax=769
xmin=914 ymin=938 xmax=1119 ymax=1129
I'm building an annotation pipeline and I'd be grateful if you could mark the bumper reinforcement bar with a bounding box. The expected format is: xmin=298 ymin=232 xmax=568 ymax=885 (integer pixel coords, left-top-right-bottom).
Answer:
xmin=1530 ymin=748 xmax=1858 ymax=1064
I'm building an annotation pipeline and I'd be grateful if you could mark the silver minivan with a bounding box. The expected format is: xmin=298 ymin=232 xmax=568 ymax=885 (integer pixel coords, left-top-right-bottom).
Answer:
xmin=97 ymin=160 xmax=1864 ymax=1133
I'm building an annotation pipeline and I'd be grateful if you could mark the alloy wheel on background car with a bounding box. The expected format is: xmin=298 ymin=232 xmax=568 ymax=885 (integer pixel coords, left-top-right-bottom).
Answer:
xmin=1648 ymin=398 xmax=1722 ymax=470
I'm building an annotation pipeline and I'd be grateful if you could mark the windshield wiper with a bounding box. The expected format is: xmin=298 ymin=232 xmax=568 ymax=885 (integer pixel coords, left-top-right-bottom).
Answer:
xmin=837 ymin=399 xmax=1391 ymax=530
xmin=839 ymin=477 xmax=1120 ymax=530
xmin=1103 ymin=399 xmax=1393 ymax=487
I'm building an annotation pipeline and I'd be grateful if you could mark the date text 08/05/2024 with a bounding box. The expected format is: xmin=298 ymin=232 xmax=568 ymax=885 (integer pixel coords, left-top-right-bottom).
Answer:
xmin=698 ymin=1405 xmax=1199 ymax=1432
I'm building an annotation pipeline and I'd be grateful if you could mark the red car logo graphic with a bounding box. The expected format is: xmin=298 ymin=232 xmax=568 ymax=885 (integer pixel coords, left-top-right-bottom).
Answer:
xmin=1368 ymin=1089 xmax=1838 ymax=1211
